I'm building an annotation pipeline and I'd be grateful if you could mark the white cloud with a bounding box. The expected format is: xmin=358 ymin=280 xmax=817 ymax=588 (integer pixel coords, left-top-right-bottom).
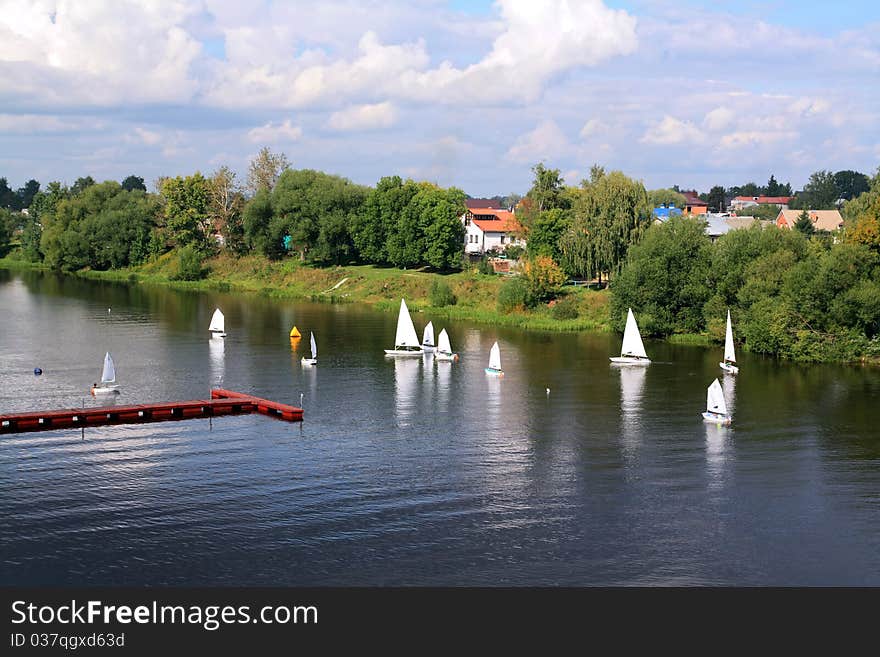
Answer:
xmin=0 ymin=113 xmax=87 ymax=133
xmin=0 ymin=1 xmax=202 ymax=105
xmin=718 ymin=130 xmax=798 ymax=150
xmin=132 ymin=127 xmax=162 ymax=146
xmin=247 ymin=119 xmax=303 ymax=143
xmin=327 ymin=102 xmax=396 ymax=132
xmin=580 ymin=118 xmax=607 ymax=139
xmin=506 ymin=120 xmax=570 ymax=163
xmin=703 ymin=107 xmax=734 ymax=131
xmin=640 ymin=115 xmax=704 ymax=145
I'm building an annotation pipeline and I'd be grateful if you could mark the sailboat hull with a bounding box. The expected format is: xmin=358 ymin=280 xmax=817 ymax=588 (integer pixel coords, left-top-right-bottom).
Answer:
xmin=422 ymin=345 xmax=435 ymax=352
xmin=484 ymin=367 xmax=504 ymax=376
xmin=384 ymin=349 xmax=423 ymax=356
xmin=436 ymin=352 xmax=458 ymax=362
xmin=210 ymin=331 xmax=226 ymax=338
xmin=91 ymin=385 xmax=120 ymax=396
xmin=702 ymin=411 xmax=732 ymax=425
xmin=301 ymin=358 xmax=317 ymax=367
xmin=719 ymin=362 xmax=739 ymax=374
xmin=610 ymin=356 xmax=651 ymax=365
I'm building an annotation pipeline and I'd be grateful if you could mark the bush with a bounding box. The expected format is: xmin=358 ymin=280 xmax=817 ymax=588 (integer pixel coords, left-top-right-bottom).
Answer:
xmin=497 ymin=276 xmax=530 ymax=312
xmin=522 ymin=255 xmax=567 ymax=303
xmin=504 ymin=245 xmax=525 ymax=260
xmin=551 ymin=297 xmax=579 ymax=320
xmin=429 ymin=279 xmax=457 ymax=307
xmin=477 ymin=257 xmax=494 ymax=275
xmin=172 ymin=245 xmax=205 ymax=281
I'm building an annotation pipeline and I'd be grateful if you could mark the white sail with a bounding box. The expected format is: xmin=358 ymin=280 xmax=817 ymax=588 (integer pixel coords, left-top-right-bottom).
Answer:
xmin=209 ymin=308 xmax=225 ymax=333
xmin=437 ymin=329 xmax=452 ymax=354
xmin=394 ymin=299 xmax=420 ymax=347
xmin=706 ymin=378 xmax=729 ymax=416
xmin=724 ymin=309 xmax=736 ymax=363
xmin=488 ymin=341 xmax=501 ymax=370
xmin=422 ymin=321 xmax=435 ymax=347
xmin=621 ymin=308 xmax=647 ymax=358
xmin=101 ymin=352 xmax=116 ymax=384
xmin=310 ymin=332 xmax=317 ymax=359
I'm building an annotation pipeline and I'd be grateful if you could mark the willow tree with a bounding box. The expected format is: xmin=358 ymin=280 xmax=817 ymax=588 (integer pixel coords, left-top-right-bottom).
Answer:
xmin=559 ymin=170 xmax=652 ymax=282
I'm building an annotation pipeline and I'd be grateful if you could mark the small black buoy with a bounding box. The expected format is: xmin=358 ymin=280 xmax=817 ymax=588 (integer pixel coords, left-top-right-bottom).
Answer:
xmin=34 ymin=367 xmax=43 ymax=376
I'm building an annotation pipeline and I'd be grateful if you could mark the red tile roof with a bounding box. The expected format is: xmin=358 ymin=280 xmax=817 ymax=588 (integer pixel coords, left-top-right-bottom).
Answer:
xmin=471 ymin=210 xmax=522 ymax=233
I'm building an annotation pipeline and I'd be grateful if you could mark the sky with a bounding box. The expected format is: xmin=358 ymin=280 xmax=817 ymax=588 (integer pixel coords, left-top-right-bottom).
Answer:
xmin=1 ymin=0 xmax=878 ymax=196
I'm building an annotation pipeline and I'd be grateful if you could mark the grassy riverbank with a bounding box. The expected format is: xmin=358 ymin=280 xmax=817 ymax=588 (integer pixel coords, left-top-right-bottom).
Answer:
xmin=0 ymin=253 xmax=612 ymax=332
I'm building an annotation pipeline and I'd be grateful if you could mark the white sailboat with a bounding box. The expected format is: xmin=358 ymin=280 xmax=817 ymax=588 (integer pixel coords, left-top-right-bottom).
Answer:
xmin=385 ymin=299 xmax=423 ymax=356
xmin=610 ymin=308 xmax=650 ymax=364
xmin=435 ymin=328 xmax=458 ymax=362
xmin=702 ymin=378 xmax=732 ymax=425
xmin=209 ymin=308 xmax=226 ymax=338
xmin=301 ymin=332 xmax=318 ymax=366
xmin=719 ymin=309 xmax=739 ymax=374
xmin=422 ymin=321 xmax=435 ymax=352
xmin=485 ymin=341 xmax=503 ymax=376
xmin=91 ymin=352 xmax=120 ymax=395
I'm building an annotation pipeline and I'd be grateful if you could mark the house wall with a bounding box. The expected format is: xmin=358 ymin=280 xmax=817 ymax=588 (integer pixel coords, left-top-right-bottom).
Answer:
xmin=464 ymin=221 xmax=485 ymax=254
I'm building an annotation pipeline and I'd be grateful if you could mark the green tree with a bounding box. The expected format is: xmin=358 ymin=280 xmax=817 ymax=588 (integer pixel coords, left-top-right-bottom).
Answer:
xmin=242 ymin=189 xmax=279 ymax=258
xmin=16 ymin=179 xmax=40 ymax=209
xmin=522 ymin=255 xmax=566 ymax=303
xmin=706 ymin=185 xmax=726 ymax=212
xmin=0 ymin=178 xmax=21 ymax=209
xmin=794 ymin=209 xmax=815 ymax=235
xmin=833 ymin=170 xmax=870 ymax=201
xmin=648 ymin=188 xmax=686 ymax=209
xmin=350 ymin=176 xmax=419 ymax=264
xmin=71 ymin=176 xmax=96 ymax=196
xmin=610 ymin=216 xmax=712 ymax=335
xmin=384 ymin=183 xmax=463 ymax=269
xmin=526 ymin=163 xmax=567 ymax=212
xmin=791 ymin=170 xmax=838 ymax=210
xmin=742 ymin=204 xmax=782 ymax=221
xmin=121 ymin=175 xmax=147 ymax=192
xmin=0 ymin=208 xmax=14 ymax=255
xmin=161 ymin=173 xmax=211 ymax=250
xmin=422 ymin=186 xmax=466 ymax=270
xmin=271 ymin=169 xmax=368 ymax=263
xmin=525 ymin=208 xmax=570 ymax=262
xmin=209 ymin=166 xmax=247 ymax=255
xmin=766 ymin=175 xmax=781 ymax=197
xmin=247 ymin=146 xmax=290 ymax=194
xmin=559 ymin=170 xmax=652 ymax=281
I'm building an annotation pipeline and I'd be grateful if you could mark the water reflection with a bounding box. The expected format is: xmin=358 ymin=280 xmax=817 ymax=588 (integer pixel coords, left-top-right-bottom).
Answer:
xmin=436 ymin=355 xmax=452 ymax=407
xmin=209 ymin=337 xmax=225 ymax=389
xmin=485 ymin=369 xmax=502 ymax=431
xmin=704 ymin=374 xmax=735 ymax=488
xmin=617 ymin=365 xmax=646 ymax=457
xmin=394 ymin=357 xmax=420 ymax=427
xmin=704 ymin=422 xmax=731 ymax=489
xmin=721 ymin=373 xmax=737 ymax=417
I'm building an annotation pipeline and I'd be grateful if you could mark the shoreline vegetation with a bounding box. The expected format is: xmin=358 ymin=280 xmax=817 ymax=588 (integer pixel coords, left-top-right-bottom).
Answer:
xmin=2 ymin=155 xmax=879 ymax=364
xmin=0 ymin=253 xmax=614 ymax=333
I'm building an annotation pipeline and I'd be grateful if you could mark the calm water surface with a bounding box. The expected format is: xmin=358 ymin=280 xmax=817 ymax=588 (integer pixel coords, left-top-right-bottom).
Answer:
xmin=1 ymin=269 xmax=879 ymax=585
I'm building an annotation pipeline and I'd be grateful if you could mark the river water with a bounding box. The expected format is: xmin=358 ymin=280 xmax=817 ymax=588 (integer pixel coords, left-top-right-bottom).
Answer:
xmin=1 ymin=269 xmax=879 ymax=585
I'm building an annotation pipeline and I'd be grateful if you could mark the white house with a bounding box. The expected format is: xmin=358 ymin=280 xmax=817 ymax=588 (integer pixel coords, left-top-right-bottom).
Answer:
xmin=461 ymin=208 xmax=525 ymax=255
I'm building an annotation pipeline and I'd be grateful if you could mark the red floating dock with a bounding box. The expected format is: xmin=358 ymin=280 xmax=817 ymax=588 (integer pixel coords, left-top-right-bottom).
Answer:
xmin=0 ymin=388 xmax=303 ymax=435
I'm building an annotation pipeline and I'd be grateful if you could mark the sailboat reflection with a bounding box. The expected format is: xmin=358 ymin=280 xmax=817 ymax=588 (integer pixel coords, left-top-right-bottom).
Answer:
xmin=435 ymin=352 xmax=452 ymax=407
xmin=617 ymin=364 xmax=646 ymax=456
xmin=209 ymin=336 xmax=225 ymax=388
xmin=706 ymin=375 xmax=735 ymax=486
xmin=394 ymin=356 xmax=420 ymax=426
